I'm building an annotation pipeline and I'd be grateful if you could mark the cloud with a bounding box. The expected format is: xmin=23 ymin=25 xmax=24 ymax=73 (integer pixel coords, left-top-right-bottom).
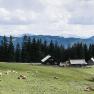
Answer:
xmin=0 ymin=0 xmax=93 ymax=38
xmin=68 ymin=0 xmax=94 ymax=25
xmin=0 ymin=8 xmax=40 ymax=25
xmin=0 ymin=0 xmax=44 ymax=12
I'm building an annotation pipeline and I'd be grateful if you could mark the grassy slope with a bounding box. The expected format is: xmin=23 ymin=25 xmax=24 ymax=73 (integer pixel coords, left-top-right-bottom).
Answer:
xmin=0 ymin=63 xmax=94 ymax=94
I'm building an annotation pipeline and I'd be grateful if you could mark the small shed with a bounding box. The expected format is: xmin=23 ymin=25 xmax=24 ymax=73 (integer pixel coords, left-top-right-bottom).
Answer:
xmin=41 ymin=55 xmax=59 ymax=65
xmin=87 ymin=58 xmax=94 ymax=65
xmin=41 ymin=55 xmax=51 ymax=63
xmin=41 ymin=55 xmax=54 ymax=65
xmin=59 ymin=61 xmax=70 ymax=67
xmin=69 ymin=59 xmax=87 ymax=67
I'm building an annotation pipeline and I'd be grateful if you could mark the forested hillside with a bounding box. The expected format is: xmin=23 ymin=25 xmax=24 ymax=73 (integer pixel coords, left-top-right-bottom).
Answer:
xmin=0 ymin=35 xmax=93 ymax=63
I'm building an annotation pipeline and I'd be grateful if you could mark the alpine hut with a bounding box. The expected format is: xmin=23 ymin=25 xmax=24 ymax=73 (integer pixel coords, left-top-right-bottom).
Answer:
xmin=41 ymin=55 xmax=58 ymax=65
xmin=69 ymin=59 xmax=87 ymax=67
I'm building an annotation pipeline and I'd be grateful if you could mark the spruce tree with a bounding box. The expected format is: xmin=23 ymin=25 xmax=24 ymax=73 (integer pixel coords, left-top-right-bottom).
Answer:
xmin=0 ymin=36 xmax=8 ymax=61
xmin=15 ymin=43 xmax=21 ymax=62
xmin=31 ymin=38 xmax=39 ymax=62
xmin=21 ymin=35 xmax=28 ymax=62
xmin=84 ymin=44 xmax=89 ymax=61
xmin=26 ymin=36 xmax=31 ymax=62
xmin=8 ymin=36 xmax=14 ymax=62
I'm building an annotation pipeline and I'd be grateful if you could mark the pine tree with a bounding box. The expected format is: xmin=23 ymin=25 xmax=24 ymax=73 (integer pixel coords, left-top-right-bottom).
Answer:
xmin=36 ymin=39 xmax=43 ymax=61
xmin=48 ymin=40 xmax=55 ymax=56
xmin=26 ymin=36 xmax=31 ymax=62
xmin=15 ymin=43 xmax=21 ymax=62
xmin=21 ymin=35 xmax=28 ymax=62
xmin=0 ymin=36 xmax=8 ymax=61
xmin=41 ymin=40 xmax=48 ymax=57
xmin=89 ymin=44 xmax=94 ymax=58
xmin=8 ymin=36 xmax=14 ymax=62
xmin=31 ymin=38 xmax=40 ymax=62
xmin=84 ymin=44 xmax=89 ymax=61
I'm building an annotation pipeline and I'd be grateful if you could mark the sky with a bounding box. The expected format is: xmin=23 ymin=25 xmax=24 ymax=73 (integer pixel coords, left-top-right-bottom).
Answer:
xmin=0 ymin=0 xmax=94 ymax=38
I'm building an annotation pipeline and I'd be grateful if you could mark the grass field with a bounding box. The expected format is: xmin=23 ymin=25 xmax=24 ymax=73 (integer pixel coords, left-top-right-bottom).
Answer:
xmin=0 ymin=63 xmax=94 ymax=94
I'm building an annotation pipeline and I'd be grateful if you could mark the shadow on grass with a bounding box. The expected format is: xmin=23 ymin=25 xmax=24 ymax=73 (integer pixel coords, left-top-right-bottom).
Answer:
xmin=86 ymin=77 xmax=94 ymax=82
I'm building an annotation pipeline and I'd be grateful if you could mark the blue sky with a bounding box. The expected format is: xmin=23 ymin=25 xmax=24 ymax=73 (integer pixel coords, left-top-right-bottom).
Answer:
xmin=0 ymin=0 xmax=94 ymax=38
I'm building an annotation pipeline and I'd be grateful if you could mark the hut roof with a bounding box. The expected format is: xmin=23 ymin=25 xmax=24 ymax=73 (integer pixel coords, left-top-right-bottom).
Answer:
xmin=70 ymin=59 xmax=87 ymax=65
xmin=41 ymin=55 xmax=51 ymax=62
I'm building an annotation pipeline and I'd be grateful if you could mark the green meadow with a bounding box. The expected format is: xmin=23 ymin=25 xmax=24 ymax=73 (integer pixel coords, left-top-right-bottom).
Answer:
xmin=0 ymin=62 xmax=94 ymax=94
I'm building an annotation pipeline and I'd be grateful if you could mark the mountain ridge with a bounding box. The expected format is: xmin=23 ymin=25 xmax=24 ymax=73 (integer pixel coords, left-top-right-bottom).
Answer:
xmin=0 ymin=35 xmax=94 ymax=47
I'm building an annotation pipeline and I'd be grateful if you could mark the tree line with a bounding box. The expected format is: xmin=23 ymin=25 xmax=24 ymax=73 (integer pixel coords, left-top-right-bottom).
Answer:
xmin=0 ymin=35 xmax=94 ymax=63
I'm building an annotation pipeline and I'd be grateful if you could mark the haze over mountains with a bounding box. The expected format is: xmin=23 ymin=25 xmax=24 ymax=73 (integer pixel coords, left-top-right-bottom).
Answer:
xmin=0 ymin=35 xmax=94 ymax=48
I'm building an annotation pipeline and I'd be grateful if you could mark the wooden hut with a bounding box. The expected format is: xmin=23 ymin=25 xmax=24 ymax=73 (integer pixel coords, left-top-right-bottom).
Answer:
xmin=69 ymin=59 xmax=87 ymax=67
xmin=41 ymin=55 xmax=59 ymax=65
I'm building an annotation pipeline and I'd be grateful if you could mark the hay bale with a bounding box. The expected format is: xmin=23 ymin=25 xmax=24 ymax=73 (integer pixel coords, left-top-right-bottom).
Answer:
xmin=5 ymin=70 xmax=11 ymax=75
xmin=14 ymin=72 xmax=17 ymax=74
xmin=84 ymin=88 xmax=90 ymax=92
xmin=18 ymin=75 xmax=27 ymax=80
xmin=88 ymin=86 xmax=94 ymax=91
xmin=12 ymin=70 xmax=15 ymax=73
xmin=17 ymin=77 xmax=21 ymax=79
xmin=12 ymin=70 xmax=17 ymax=73
xmin=84 ymin=86 xmax=94 ymax=92
xmin=0 ymin=72 xmax=2 ymax=76
xmin=19 ymin=75 xmax=24 ymax=78
xmin=53 ymin=76 xmax=59 ymax=79
xmin=22 ymin=76 xmax=27 ymax=79
xmin=5 ymin=72 xmax=9 ymax=75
